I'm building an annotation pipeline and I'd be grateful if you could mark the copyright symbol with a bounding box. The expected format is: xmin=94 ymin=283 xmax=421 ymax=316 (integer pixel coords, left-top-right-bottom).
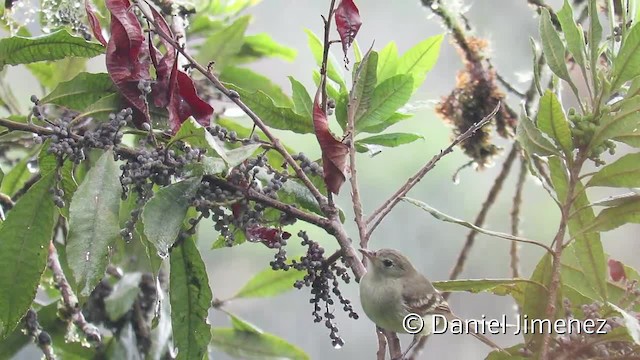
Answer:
xmin=403 ymin=313 xmax=424 ymax=334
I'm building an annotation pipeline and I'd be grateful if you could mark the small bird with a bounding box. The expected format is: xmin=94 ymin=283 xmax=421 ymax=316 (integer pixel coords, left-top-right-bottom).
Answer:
xmin=358 ymin=248 xmax=504 ymax=359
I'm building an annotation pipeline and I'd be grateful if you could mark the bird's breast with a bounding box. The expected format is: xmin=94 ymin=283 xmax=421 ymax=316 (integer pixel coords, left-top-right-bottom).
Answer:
xmin=359 ymin=275 xmax=408 ymax=334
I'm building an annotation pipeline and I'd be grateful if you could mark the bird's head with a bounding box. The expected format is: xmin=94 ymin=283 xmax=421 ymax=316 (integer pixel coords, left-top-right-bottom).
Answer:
xmin=359 ymin=248 xmax=416 ymax=279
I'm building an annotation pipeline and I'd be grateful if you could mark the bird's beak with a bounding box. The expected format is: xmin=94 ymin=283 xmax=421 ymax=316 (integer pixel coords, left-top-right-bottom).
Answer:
xmin=359 ymin=248 xmax=376 ymax=260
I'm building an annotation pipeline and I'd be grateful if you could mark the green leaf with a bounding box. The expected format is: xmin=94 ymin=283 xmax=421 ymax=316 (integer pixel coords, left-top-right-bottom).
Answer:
xmin=233 ymin=267 xmax=305 ymax=299
xmin=170 ymin=236 xmax=213 ymax=360
xmin=0 ymin=29 xmax=104 ymax=68
xmin=240 ymin=33 xmax=297 ymax=62
xmin=591 ymin=95 xmax=640 ymax=148
xmin=40 ymin=72 xmax=115 ymax=110
xmin=582 ymin=195 xmax=640 ymax=233
xmin=530 ymin=38 xmax=543 ymax=96
xmin=173 ymin=117 xmax=229 ymax=162
xmin=539 ymin=10 xmax=575 ymax=89
xmin=210 ymin=328 xmax=309 ymax=360
xmin=303 ymin=29 xmax=345 ymax=90
xmin=358 ymin=111 xmax=413 ymax=134
xmin=75 ymin=93 xmax=126 ymax=121
xmin=228 ymin=313 xmax=262 ymax=334
xmin=608 ymin=303 xmax=640 ymax=344
xmin=356 ymin=74 xmax=413 ymax=133
xmin=104 ymin=273 xmax=142 ymax=321
xmin=226 ymin=85 xmax=313 ymax=134
xmin=26 ymin=57 xmax=88 ymax=90
xmin=66 ymin=150 xmax=121 ymax=296
xmin=590 ymin=192 xmax=640 ymax=207
xmin=142 ymin=176 xmax=202 ymax=256
xmin=588 ymin=0 xmax=602 ymax=77
xmin=522 ymin=253 xmax=552 ymax=349
xmin=350 ymin=50 xmax=378 ymax=124
xmin=612 ymin=22 xmax=640 ymax=88
xmin=516 ymin=109 xmax=560 ymax=157
xmin=225 ymin=143 xmax=262 ymax=169
xmin=587 ymin=153 xmax=640 ymax=188
xmin=376 ymin=42 xmax=399 ymax=83
xmin=432 ymin=278 xmax=542 ymax=304
xmin=557 ymin=0 xmax=586 ymax=67
xmin=397 ymin=34 xmax=443 ymax=91
xmin=0 ymin=151 xmax=36 ymax=197
xmin=550 ymin=160 xmax=607 ymax=300
xmin=196 ymin=15 xmax=250 ymax=70
xmin=355 ymin=132 xmax=423 ymax=152
xmin=537 ymin=91 xmax=573 ymax=155
xmin=288 ymin=76 xmax=313 ymax=119
xmin=0 ymin=172 xmax=56 ymax=339
xmin=220 ymin=66 xmax=292 ymax=107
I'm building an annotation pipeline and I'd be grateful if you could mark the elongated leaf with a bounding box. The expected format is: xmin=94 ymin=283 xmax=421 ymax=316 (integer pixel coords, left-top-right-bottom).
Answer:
xmin=537 ymin=90 xmax=573 ymax=155
xmin=0 ymin=172 xmax=56 ymax=339
xmin=76 ymin=93 xmax=126 ymax=121
xmin=334 ymin=0 xmax=361 ymax=56
xmin=142 ymin=176 xmax=202 ymax=256
xmin=304 ymin=29 xmax=345 ymax=90
xmin=350 ymin=50 xmax=378 ymax=125
xmin=241 ymin=33 xmax=297 ymax=62
xmin=225 ymin=143 xmax=261 ymax=169
xmin=220 ymin=66 xmax=292 ymax=107
xmin=539 ymin=9 xmax=572 ymax=85
xmin=583 ymin=196 xmax=640 ymax=233
xmin=359 ymin=111 xmax=413 ymax=134
xmin=0 ymin=152 xmax=35 ymax=197
xmin=288 ymin=77 xmax=313 ymax=119
xmin=229 ymin=313 xmax=262 ymax=334
xmin=522 ymin=253 xmax=552 ymax=349
xmin=196 ymin=16 xmax=250 ymax=70
xmin=40 ymin=72 xmax=115 ymax=110
xmin=0 ymin=29 xmax=104 ymax=68
xmin=26 ymin=57 xmax=88 ymax=90
xmin=356 ymin=74 xmax=413 ymax=133
xmin=233 ymin=267 xmax=305 ymax=299
xmin=397 ymin=34 xmax=443 ymax=91
xmin=170 ymin=236 xmax=213 ymax=360
xmin=557 ymin=0 xmax=586 ymax=66
xmin=516 ymin=110 xmax=559 ymax=157
xmin=173 ymin=118 xmax=228 ymax=162
xmin=313 ymin=88 xmax=348 ymax=194
xmin=590 ymin=192 xmax=640 ymax=207
xmin=591 ymin=96 xmax=640 ymax=148
xmin=588 ymin=0 xmax=602 ymax=75
xmin=67 ymin=150 xmax=121 ymax=296
xmin=377 ymin=42 xmax=399 ymax=84
xmin=612 ymin=22 xmax=640 ymax=88
xmin=355 ymin=132 xmax=423 ymax=152
xmin=432 ymin=278 xmax=543 ymax=304
xmin=609 ymin=303 xmax=640 ymax=344
xmin=588 ymin=153 xmax=640 ymax=188
xmin=211 ymin=328 xmax=309 ymax=360
xmin=550 ymin=160 xmax=607 ymax=300
xmin=226 ymin=85 xmax=313 ymax=134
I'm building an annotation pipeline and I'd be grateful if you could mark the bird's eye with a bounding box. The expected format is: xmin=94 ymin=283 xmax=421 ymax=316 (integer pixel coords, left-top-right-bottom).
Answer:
xmin=382 ymin=259 xmax=393 ymax=267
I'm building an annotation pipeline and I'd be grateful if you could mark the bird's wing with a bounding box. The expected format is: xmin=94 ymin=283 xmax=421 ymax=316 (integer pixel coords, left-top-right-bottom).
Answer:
xmin=401 ymin=273 xmax=451 ymax=316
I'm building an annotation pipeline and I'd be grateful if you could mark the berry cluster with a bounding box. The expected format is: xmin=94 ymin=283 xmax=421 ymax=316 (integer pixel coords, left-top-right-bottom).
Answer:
xmin=567 ymin=108 xmax=616 ymax=166
xmin=292 ymin=152 xmax=323 ymax=177
xmin=270 ymin=231 xmax=357 ymax=348
xmin=24 ymin=309 xmax=53 ymax=352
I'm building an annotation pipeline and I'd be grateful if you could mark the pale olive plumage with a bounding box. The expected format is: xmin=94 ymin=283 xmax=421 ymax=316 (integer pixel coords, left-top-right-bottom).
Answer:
xmin=358 ymin=248 xmax=504 ymax=358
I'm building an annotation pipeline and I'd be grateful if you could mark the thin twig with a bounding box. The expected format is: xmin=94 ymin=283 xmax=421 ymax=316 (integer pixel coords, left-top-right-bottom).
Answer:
xmin=47 ymin=241 xmax=102 ymax=343
xmin=446 ymin=143 xmax=519 ymax=283
xmin=134 ymin=0 xmax=328 ymax=212
xmin=365 ymin=103 xmax=500 ymax=240
xmin=510 ymin=155 xmax=528 ymax=281
xmin=24 ymin=309 xmax=56 ymax=360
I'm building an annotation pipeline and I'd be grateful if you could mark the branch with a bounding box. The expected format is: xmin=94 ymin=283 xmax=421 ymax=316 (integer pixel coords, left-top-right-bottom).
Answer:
xmin=24 ymin=309 xmax=56 ymax=360
xmin=446 ymin=143 xmax=520 ymax=283
xmin=134 ymin=0 xmax=328 ymax=212
xmin=47 ymin=241 xmax=102 ymax=343
xmin=366 ymin=103 xmax=500 ymax=239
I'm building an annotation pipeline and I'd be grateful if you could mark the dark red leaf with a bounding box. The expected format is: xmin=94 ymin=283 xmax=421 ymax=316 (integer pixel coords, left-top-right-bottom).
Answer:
xmin=608 ymin=259 xmax=626 ymax=282
xmin=105 ymin=0 xmax=151 ymax=125
xmin=85 ymin=0 xmax=107 ymax=46
xmin=312 ymin=88 xmax=348 ymax=194
xmin=245 ymin=226 xmax=291 ymax=248
xmin=334 ymin=0 xmax=362 ymax=57
xmin=167 ymin=59 xmax=213 ymax=134
xmin=148 ymin=5 xmax=176 ymax=108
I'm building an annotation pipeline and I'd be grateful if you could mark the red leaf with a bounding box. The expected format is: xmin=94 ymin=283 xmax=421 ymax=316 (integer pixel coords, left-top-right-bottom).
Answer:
xmin=246 ymin=226 xmax=291 ymax=248
xmin=85 ymin=0 xmax=107 ymax=46
xmin=148 ymin=5 xmax=176 ymax=108
xmin=167 ymin=60 xmax=213 ymax=134
xmin=608 ymin=259 xmax=626 ymax=282
xmin=334 ymin=0 xmax=362 ymax=56
xmin=105 ymin=0 xmax=151 ymax=125
xmin=312 ymin=88 xmax=348 ymax=194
